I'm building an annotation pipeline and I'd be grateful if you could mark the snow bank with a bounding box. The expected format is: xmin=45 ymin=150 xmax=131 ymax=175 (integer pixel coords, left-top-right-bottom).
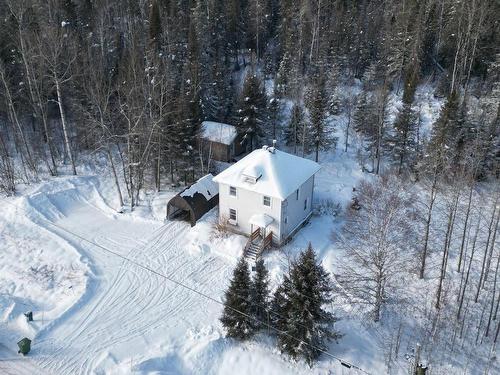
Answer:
xmin=184 ymin=210 xmax=246 ymax=262
xmin=0 ymin=178 xmax=100 ymax=350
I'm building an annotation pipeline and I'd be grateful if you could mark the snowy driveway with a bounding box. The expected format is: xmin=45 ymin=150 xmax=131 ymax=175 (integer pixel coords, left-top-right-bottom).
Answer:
xmin=1 ymin=178 xmax=234 ymax=374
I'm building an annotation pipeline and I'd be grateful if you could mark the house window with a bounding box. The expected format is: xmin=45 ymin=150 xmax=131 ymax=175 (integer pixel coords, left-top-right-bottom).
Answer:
xmin=284 ymin=216 xmax=288 ymax=224
xmin=263 ymin=196 xmax=271 ymax=207
xmin=229 ymin=186 xmax=237 ymax=196
xmin=304 ymin=198 xmax=308 ymax=210
xmin=229 ymin=208 xmax=237 ymax=221
xmin=296 ymin=189 xmax=299 ymax=200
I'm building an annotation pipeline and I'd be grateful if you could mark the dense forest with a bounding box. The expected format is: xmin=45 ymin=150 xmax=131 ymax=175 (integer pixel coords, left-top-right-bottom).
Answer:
xmin=0 ymin=0 xmax=498 ymax=199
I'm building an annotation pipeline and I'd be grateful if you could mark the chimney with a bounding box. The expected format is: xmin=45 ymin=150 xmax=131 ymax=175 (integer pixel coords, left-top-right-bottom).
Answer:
xmin=267 ymin=140 xmax=277 ymax=154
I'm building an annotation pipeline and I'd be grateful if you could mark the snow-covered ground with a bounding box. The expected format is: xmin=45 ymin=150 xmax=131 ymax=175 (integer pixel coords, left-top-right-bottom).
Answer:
xmin=0 ymin=149 xmax=380 ymax=375
xmin=0 ymin=83 xmax=495 ymax=374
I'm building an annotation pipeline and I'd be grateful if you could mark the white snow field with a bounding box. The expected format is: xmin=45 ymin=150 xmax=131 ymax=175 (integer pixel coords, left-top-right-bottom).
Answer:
xmin=0 ymin=153 xmax=388 ymax=375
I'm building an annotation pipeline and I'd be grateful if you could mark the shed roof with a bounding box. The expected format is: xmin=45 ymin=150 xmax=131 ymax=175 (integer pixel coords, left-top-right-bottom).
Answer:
xmin=201 ymin=121 xmax=238 ymax=145
xmin=213 ymin=146 xmax=320 ymax=199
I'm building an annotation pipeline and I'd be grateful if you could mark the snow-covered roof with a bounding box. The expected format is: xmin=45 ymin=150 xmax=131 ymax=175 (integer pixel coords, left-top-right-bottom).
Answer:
xmin=201 ymin=121 xmax=237 ymax=145
xmin=213 ymin=147 xmax=321 ymax=199
xmin=180 ymin=174 xmax=218 ymax=200
xmin=249 ymin=213 xmax=274 ymax=227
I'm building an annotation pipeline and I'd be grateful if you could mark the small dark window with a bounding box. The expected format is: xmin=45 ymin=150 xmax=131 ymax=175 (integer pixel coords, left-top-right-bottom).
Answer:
xmin=229 ymin=208 xmax=237 ymax=221
xmin=263 ymin=196 xmax=271 ymax=207
xmin=296 ymin=189 xmax=299 ymax=200
xmin=284 ymin=217 xmax=288 ymax=224
xmin=229 ymin=186 xmax=237 ymax=196
xmin=304 ymin=198 xmax=307 ymax=210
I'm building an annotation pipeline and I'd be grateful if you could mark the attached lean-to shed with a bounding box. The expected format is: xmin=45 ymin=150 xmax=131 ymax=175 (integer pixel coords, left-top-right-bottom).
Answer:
xmin=166 ymin=174 xmax=219 ymax=226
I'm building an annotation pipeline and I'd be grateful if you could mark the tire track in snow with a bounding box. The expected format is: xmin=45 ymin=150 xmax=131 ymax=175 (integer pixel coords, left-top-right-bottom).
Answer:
xmin=35 ymin=213 xmax=227 ymax=375
xmin=35 ymin=220 xmax=180 ymax=374
xmin=14 ymin=188 xmax=232 ymax=375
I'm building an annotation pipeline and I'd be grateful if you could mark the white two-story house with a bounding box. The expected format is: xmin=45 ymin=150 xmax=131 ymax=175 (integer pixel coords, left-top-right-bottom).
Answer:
xmin=213 ymin=145 xmax=321 ymax=250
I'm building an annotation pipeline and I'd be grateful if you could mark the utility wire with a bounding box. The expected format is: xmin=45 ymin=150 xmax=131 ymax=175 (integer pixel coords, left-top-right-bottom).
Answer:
xmin=2 ymin=197 xmax=371 ymax=374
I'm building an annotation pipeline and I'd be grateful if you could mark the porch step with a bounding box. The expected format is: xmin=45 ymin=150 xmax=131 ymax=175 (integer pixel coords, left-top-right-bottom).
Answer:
xmin=245 ymin=243 xmax=261 ymax=260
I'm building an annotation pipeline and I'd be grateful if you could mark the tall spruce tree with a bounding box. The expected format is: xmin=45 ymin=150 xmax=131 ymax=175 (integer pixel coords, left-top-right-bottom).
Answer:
xmin=427 ymin=90 xmax=461 ymax=169
xmin=235 ymin=73 xmax=268 ymax=151
xmin=277 ymin=244 xmax=342 ymax=366
xmin=149 ymin=1 xmax=162 ymax=51
xmin=389 ymin=69 xmax=419 ymax=174
xmin=251 ymin=259 xmax=270 ymax=329
xmin=220 ymin=257 xmax=255 ymax=340
xmin=353 ymin=90 xmax=372 ymax=134
xmin=267 ymin=95 xmax=282 ymax=142
xmin=305 ymin=71 xmax=334 ymax=162
xmin=284 ymin=103 xmax=306 ymax=154
xmin=270 ymin=275 xmax=292 ymax=333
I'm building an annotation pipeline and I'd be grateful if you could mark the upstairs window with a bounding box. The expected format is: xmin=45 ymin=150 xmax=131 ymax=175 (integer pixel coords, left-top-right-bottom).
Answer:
xmin=263 ymin=196 xmax=271 ymax=207
xmin=296 ymin=189 xmax=299 ymax=200
xmin=304 ymin=198 xmax=308 ymax=210
xmin=229 ymin=186 xmax=237 ymax=196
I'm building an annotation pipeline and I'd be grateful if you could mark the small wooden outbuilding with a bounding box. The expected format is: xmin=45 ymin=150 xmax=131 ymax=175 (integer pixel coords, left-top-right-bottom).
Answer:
xmin=166 ymin=174 xmax=219 ymax=226
xmin=199 ymin=121 xmax=246 ymax=162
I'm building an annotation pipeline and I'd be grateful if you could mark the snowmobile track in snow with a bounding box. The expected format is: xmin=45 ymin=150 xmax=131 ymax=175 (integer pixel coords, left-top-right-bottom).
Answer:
xmin=13 ymin=197 xmax=232 ymax=375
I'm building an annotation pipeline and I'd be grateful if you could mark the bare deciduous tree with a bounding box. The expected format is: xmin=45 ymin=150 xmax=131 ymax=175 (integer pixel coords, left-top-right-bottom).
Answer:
xmin=336 ymin=175 xmax=419 ymax=322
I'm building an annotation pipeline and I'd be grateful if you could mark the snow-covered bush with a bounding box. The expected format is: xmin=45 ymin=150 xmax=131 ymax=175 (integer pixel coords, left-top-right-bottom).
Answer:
xmin=211 ymin=215 xmax=231 ymax=239
xmin=314 ymin=198 xmax=342 ymax=217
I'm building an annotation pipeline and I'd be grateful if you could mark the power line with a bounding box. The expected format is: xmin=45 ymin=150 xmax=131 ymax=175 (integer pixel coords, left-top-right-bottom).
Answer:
xmin=3 ymin=198 xmax=371 ymax=374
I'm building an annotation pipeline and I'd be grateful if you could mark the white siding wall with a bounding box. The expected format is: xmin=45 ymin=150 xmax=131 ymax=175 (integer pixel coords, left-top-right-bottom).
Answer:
xmin=280 ymin=176 xmax=314 ymax=241
xmin=218 ymin=183 xmax=282 ymax=241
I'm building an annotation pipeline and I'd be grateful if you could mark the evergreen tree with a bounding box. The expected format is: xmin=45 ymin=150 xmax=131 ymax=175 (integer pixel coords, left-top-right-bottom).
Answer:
xmin=267 ymin=94 xmax=282 ymax=142
xmin=479 ymin=103 xmax=499 ymax=178
xmin=353 ymin=90 xmax=372 ymax=134
xmin=354 ymin=87 xmax=388 ymax=173
xmin=284 ymin=103 xmax=305 ymax=155
xmin=277 ymin=244 xmax=342 ymax=366
xmin=235 ymin=73 xmax=268 ymax=151
xmin=275 ymin=51 xmax=301 ymax=99
xmin=389 ymin=70 xmax=419 ymax=173
xmin=149 ymin=1 xmax=162 ymax=51
xmin=275 ymin=51 xmax=292 ymax=97
xmin=325 ymin=61 xmax=341 ymax=115
xmin=195 ymin=0 xmax=234 ymax=122
xmin=426 ymin=90 xmax=461 ymax=169
xmin=220 ymin=257 xmax=256 ymax=340
xmin=270 ymin=275 xmax=292 ymax=332
xmin=251 ymin=259 xmax=270 ymax=329
xmin=305 ymin=71 xmax=334 ymax=162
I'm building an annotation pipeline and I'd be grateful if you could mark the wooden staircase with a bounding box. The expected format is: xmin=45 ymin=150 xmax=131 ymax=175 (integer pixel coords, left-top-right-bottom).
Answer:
xmin=244 ymin=228 xmax=273 ymax=261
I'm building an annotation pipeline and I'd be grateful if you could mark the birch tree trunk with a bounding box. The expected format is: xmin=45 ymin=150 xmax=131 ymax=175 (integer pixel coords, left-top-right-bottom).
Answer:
xmin=457 ymin=217 xmax=480 ymax=319
xmin=483 ymin=209 xmax=500 ymax=286
xmin=55 ymin=77 xmax=77 ymax=175
xmin=107 ymin=149 xmax=124 ymax=209
xmin=457 ymin=182 xmax=474 ymax=272
xmin=476 ymin=197 xmax=498 ymax=301
xmin=420 ymin=169 xmax=438 ymax=279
